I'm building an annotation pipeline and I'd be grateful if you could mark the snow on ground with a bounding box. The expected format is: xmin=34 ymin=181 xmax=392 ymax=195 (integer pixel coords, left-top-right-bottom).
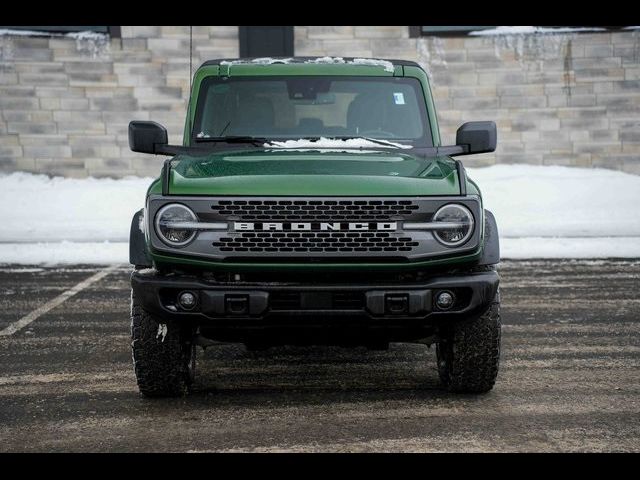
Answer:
xmin=500 ymin=237 xmax=640 ymax=259
xmin=0 ymin=241 xmax=127 ymax=266
xmin=0 ymin=165 xmax=638 ymax=265
xmin=0 ymin=172 xmax=151 ymax=243
xmin=469 ymin=165 xmax=640 ymax=238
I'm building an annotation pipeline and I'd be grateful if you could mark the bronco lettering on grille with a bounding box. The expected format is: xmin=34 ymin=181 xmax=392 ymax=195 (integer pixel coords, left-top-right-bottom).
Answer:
xmin=233 ymin=222 xmax=398 ymax=231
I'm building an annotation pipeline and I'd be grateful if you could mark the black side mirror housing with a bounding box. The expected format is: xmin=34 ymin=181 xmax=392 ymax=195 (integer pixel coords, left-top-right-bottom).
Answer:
xmin=129 ymin=121 xmax=168 ymax=154
xmin=456 ymin=121 xmax=497 ymax=154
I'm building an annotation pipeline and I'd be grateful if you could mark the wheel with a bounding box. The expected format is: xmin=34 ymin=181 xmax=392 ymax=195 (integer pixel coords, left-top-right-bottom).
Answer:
xmin=130 ymin=290 xmax=195 ymax=397
xmin=436 ymin=292 xmax=501 ymax=393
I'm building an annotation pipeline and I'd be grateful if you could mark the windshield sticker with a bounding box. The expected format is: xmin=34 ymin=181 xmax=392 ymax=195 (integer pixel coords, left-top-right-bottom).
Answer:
xmin=393 ymin=92 xmax=405 ymax=105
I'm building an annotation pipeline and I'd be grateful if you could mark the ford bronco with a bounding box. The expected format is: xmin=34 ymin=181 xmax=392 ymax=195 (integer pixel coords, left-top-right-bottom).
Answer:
xmin=128 ymin=57 xmax=501 ymax=397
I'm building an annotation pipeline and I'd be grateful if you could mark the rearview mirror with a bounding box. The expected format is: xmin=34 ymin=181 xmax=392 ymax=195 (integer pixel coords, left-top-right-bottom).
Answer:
xmin=129 ymin=121 xmax=168 ymax=154
xmin=456 ymin=121 xmax=497 ymax=155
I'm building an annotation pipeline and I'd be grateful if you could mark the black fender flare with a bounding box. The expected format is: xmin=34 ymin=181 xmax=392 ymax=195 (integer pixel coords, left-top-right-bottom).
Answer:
xmin=129 ymin=209 xmax=152 ymax=268
xmin=479 ymin=209 xmax=500 ymax=266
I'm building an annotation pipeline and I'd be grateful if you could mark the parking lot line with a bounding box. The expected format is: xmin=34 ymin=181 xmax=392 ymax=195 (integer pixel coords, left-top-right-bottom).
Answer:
xmin=0 ymin=264 xmax=121 ymax=337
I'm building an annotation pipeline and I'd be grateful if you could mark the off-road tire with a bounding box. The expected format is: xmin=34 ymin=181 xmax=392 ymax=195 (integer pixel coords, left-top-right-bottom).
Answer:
xmin=131 ymin=291 xmax=195 ymax=397
xmin=436 ymin=293 xmax=501 ymax=393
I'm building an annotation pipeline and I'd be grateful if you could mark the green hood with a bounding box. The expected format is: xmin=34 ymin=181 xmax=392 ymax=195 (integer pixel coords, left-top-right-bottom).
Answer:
xmin=162 ymin=149 xmax=461 ymax=196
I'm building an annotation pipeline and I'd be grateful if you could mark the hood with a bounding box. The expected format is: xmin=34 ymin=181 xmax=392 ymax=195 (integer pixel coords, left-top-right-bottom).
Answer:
xmin=165 ymin=148 xmax=461 ymax=196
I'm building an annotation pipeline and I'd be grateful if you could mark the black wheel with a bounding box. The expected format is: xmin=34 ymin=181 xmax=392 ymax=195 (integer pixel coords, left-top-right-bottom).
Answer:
xmin=436 ymin=292 xmax=501 ymax=393
xmin=131 ymin=290 xmax=195 ymax=397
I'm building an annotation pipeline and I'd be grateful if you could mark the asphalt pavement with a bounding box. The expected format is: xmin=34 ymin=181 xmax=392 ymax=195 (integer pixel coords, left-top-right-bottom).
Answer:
xmin=0 ymin=260 xmax=638 ymax=452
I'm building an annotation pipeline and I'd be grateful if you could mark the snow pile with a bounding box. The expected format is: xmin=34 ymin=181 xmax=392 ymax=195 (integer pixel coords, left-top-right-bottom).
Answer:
xmin=499 ymin=237 xmax=640 ymax=259
xmin=220 ymin=58 xmax=293 ymax=66
xmin=0 ymin=241 xmax=127 ymax=266
xmin=305 ymin=56 xmax=346 ymax=65
xmin=266 ymin=137 xmax=412 ymax=150
xmin=0 ymin=172 xmax=151 ymax=243
xmin=351 ymin=58 xmax=395 ymax=73
xmin=1 ymin=165 xmax=639 ymax=265
xmin=469 ymin=165 xmax=640 ymax=238
xmin=469 ymin=165 xmax=640 ymax=259
xmin=303 ymin=57 xmax=394 ymax=72
xmin=217 ymin=57 xmax=396 ymax=72
xmin=469 ymin=26 xmax=607 ymax=36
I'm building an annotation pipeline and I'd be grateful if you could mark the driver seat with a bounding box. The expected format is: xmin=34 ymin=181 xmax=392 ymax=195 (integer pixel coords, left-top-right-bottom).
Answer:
xmin=346 ymin=93 xmax=387 ymax=135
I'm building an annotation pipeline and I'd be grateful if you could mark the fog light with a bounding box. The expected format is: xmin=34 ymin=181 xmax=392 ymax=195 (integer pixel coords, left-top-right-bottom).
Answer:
xmin=436 ymin=291 xmax=455 ymax=310
xmin=178 ymin=291 xmax=197 ymax=310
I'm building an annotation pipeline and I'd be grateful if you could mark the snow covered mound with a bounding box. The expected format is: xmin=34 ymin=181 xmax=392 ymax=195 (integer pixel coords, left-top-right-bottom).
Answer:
xmin=468 ymin=165 xmax=640 ymax=238
xmin=0 ymin=241 xmax=127 ymax=266
xmin=0 ymin=172 xmax=151 ymax=243
xmin=0 ymin=165 xmax=638 ymax=265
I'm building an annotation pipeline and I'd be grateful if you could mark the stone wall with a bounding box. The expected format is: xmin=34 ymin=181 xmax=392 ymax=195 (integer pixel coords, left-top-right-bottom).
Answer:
xmin=0 ymin=26 xmax=238 ymax=177
xmin=296 ymin=26 xmax=640 ymax=172
xmin=0 ymin=26 xmax=638 ymax=177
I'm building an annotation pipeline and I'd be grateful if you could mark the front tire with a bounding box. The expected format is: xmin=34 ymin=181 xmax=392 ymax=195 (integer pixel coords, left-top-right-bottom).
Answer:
xmin=131 ymin=291 xmax=195 ymax=397
xmin=436 ymin=293 xmax=501 ymax=393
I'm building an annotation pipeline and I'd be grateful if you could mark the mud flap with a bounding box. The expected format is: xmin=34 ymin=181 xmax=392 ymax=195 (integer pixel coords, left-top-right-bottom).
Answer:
xmin=129 ymin=209 xmax=152 ymax=268
xmin=479 ymin=209 xmax=500 ymax=266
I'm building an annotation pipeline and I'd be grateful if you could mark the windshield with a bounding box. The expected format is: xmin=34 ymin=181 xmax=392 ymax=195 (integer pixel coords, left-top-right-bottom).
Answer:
xmin=192 ymin=75 xmax=432 ymax=146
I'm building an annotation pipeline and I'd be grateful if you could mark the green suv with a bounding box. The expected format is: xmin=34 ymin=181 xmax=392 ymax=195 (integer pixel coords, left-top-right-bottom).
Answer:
xmin=128 ymin=57 xmax=501 ymax=397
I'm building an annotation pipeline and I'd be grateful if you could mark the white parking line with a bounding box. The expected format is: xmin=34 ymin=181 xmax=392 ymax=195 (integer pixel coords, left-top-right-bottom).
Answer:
xmin=0 ymin=264 xmax=121 ymax=337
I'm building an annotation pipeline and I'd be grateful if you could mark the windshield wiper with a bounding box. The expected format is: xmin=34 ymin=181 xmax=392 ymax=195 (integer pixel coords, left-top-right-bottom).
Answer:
xmin=314 ymin=136 xmax=409 ymax=149
xmin=194 ymin=136 xmax=269 ymax=146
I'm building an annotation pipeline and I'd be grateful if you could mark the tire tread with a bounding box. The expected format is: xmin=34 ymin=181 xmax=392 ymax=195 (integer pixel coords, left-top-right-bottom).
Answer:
xmin=437 ymin=296 xmax=501 ymax=393
xmin=131 ymin=291 xmax=191 ymax=397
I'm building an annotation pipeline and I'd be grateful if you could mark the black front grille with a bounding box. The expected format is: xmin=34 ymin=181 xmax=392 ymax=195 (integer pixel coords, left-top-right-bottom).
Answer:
xmin=270 ymin=291 xmax=365 ymax=310
xmin=214 ymin=231 xmax=419 ymax=253
xmin=333 ymin=292 xmax=366 ymax=309
xmin=270 ymin=292 xmax=300 ymax=310
xmin=212 ymin=199 xmax=420 ymax=221
xmin=149 ymin=195 xmax=482 ymax=262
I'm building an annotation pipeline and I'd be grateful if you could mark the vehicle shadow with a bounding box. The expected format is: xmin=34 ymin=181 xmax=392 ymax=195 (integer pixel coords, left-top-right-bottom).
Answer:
xmin=183 ymin=342 xmax=459 ymax=405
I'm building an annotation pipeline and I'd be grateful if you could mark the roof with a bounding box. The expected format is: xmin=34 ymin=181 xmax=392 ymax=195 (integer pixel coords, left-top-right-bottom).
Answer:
xmin=200 ymin=57 xmax=422 ymax=68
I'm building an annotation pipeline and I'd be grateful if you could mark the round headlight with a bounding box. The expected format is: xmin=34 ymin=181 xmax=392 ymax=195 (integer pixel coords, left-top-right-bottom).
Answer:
xmin=155 ymin=203 xmax=197 ymax=246
xmin=432 ymin=204 xmax=474 ymax=247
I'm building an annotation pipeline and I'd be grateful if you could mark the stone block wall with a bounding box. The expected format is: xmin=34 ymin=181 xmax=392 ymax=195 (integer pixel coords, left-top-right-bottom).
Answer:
xmin=0 ymin=26 xmax=638 ymax=177
xmin=0 ymin=26 xmax=238 ymax=177
xmin=296 ymin=26 xmax=640 ymax=173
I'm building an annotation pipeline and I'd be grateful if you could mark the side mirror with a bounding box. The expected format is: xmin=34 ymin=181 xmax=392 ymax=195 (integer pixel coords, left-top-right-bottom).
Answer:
xmin=129 ymin=121 xmax=168 ymax=154
xmin=456 ymin=121 xmax=497 ymax=154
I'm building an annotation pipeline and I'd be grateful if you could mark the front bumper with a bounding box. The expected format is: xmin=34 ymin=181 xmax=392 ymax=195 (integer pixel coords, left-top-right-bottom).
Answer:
xmin=131 ymin=269 xmax=499 ymax=331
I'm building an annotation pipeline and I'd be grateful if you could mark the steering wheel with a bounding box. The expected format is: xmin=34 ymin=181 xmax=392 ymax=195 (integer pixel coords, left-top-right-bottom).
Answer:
xmin=358 ymin=129 xmax=396 ymax=138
